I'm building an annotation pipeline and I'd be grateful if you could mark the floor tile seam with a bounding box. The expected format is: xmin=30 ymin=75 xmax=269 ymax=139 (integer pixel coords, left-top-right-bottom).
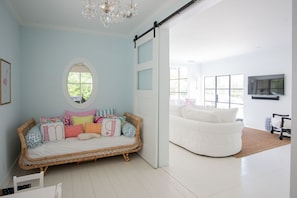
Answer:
xmin=87 ymin=166 xmax=99 ymax=198
xmin=161 ymin=167 xmax=200 ymax=198
xmin=201 ymin=182 xmax=245 ymax=198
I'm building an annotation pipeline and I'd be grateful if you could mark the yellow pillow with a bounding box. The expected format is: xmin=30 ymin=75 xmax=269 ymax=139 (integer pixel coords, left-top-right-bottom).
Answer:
xmin=85 ymin=123 xmax=102 ymax=134
xmin=72 ymin=115 xmax=94 ymax=131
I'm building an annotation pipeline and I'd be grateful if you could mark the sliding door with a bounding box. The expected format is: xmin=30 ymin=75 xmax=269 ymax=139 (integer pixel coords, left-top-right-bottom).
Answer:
xmin=133 ymin=27 xmax=169 ymax=168
xmin=134 ymin=30 xmax=159 ymax=168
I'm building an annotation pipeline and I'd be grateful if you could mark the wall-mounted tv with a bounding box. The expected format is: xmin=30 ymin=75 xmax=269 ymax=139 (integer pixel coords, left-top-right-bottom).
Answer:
xmin=248 ymin=74 xmax=284 ymax=95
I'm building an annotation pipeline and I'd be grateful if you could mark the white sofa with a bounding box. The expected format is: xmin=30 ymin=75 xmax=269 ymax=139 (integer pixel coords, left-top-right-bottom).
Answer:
xmin=169 ymin=105 xmax=244 ymax=157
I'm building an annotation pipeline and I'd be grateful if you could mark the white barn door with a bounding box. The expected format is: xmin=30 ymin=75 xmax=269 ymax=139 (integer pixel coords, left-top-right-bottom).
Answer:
xmin=134 ymin=27 xmax=169 ymax=168
xmin=134 ymin=29 xmax=159 ymax=168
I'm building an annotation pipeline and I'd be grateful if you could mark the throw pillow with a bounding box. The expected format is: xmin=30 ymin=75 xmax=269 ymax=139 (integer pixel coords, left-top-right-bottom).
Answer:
xmin=96 ymin=108 xmax=114 ymax=117
xmin=85 ymin=123 xmax=102 ymax=134
xmin=78 ymin=133 xmax=101 ymax=140
xmin=25 ymin=124 xmax=43 ymax=148
xmin=190 ymin=104 xmax=216 ymax=111
xmin=169 ymin=104 xmax=185 ymax=117
xmin=101 ymin=118 xmax=121 ymax=137
xmin=65 ymin=109 xmax=96 ymax=125
xmin=72 ymin=115 xmax=94 ymax=131
xmin=94 ymin=116 xmax=104 ymax=123
xmin=214 ymin=108 xmax=238 ymax=123
xmin=106 ymin=115 xmax=126 ymax=126
xmin=40 ymin=116 xmax=64 ymax=124
xmin=283 ymin=119 xmax=292 ymax=129
xmin=271 ymin=116 xmax=282 ymax=128
xmin=64 ymin=124 xmax=83 ymax=138
xmin=63 ymin=115 xmax=71 ymax=126
xmin=41 ymin=122 xmax=65 ymax=142
xmin=118 ymin=115 xmax=126 ymax=126
xmin=122 ymin=122 xmax=136 ymax=137
xmin=182 ymin=108 xmax=221 ymax=123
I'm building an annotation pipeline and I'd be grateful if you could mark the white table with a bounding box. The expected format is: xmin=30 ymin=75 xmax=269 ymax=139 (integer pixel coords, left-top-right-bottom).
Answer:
xmin=4 ymin=186 xmax=56 ymax=198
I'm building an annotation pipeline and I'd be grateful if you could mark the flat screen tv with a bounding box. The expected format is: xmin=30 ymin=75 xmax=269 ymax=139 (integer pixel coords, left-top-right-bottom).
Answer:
xmin=248 ymin=74 xmax=284 ymax=95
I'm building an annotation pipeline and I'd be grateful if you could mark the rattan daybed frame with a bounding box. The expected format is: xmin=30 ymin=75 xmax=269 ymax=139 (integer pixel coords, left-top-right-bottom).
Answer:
xmin=17 ymin=112 xmax=142 ymax=173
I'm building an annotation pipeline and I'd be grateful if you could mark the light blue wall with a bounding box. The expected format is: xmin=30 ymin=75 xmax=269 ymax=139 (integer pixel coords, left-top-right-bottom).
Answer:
xmin=20 ymin=27 xmax=133 ymax=123
xmin=0 ymin=1 xmax=21 ymax=186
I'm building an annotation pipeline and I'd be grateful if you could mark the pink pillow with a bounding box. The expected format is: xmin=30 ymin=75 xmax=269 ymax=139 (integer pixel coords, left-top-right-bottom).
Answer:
xmin=63 ymin=115 xmax=71 ymax=126
xmin=64 ymin=109 xmax=96 ymax=125
xmin=40 ymin=116 xmax=64 ymax=124
xmin=94 ymin=116 xmax=104 ymax=123
xmin=64 ymin=124 xmax=83 ymax=138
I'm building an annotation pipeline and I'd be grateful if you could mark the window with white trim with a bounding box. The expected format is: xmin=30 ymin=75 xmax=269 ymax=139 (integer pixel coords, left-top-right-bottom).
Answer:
xmin=204 ymin=74 xmax=244 ymax=118
xmin=170 ymin=67 xmax=188 ymax=101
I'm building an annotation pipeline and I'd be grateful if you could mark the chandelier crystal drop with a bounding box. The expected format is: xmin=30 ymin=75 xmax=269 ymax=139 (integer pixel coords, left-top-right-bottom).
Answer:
xmin=81 ymin=0 xmax=137 ymax=27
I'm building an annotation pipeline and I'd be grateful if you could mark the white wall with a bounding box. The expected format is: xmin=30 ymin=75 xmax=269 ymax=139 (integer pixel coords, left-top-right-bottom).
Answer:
xmin=199 ymin=47 xmax=291 ymax=130
xmin=291 ymin=1 xmax=297 ymax=197
xmin=169 ymin=0 xmax=292 ymax=130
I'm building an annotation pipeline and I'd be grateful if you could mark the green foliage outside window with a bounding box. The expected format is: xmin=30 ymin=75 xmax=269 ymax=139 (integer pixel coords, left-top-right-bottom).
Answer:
xmin=67 ymin=72 xmax=93 ymax=102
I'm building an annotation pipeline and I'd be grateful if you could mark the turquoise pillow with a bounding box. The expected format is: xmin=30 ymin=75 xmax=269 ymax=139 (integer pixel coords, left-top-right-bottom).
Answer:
xmin=122 ymin=122 xmax=136 ymax=137
xmin=25 ymin=124 xmax=43 ymax=148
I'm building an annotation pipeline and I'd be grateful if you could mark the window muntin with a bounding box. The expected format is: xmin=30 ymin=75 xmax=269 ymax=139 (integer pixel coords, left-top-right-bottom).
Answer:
xmin=62 ymin=59 xmax=97 ymax=109
xmin=67 ymin=64 xmax=93 ymax=104
xmin=204 ymin=74 xmax=244 ymax=119
xmin=170 ymin=67 xmax=188 ymax=101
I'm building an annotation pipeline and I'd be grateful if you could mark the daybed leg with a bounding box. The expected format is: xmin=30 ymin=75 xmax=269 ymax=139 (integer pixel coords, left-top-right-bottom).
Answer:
xmin=123 ymin=153 xmax=130 ymax=161
xmin=40 ymin=166 xmax=48 ymax=174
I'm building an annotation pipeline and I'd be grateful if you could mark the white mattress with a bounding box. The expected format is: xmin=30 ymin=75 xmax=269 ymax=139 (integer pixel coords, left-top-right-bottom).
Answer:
xmin=28 ymin=136 xmax=136 ymax=159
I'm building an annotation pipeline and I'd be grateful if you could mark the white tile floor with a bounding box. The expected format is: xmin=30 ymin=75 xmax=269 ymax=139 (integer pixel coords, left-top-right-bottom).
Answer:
xmin=5 ymin=143 xmax=290 ymax=198
xmin=7 ymin=153 xmax=196 ymax=198
xmin=164 ymin=143 xmax=290 ymax=198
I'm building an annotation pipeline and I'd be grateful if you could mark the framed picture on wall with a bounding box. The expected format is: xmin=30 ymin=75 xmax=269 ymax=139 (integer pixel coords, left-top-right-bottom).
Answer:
xmin=0 ymin=59 xmax=11 ymax=105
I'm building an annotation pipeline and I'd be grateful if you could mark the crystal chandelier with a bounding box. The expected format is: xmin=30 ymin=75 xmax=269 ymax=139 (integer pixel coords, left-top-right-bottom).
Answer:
xmin=81 ymin=0 xmax=137 ymax=27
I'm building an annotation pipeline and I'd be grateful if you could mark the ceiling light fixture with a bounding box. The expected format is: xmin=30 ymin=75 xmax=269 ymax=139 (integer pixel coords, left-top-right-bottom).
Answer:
xmin=81 ymin=0 xmax=137 ymax=27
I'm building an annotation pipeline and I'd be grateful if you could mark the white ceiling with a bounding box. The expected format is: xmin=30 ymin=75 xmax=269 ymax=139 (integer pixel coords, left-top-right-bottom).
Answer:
xmin=170 ymin=0 xmax=291 ymax=64
xmin=4 ymin=0 xmax=174 ymax=37
xmin=4 ymin=0 xmax=291 ymax=64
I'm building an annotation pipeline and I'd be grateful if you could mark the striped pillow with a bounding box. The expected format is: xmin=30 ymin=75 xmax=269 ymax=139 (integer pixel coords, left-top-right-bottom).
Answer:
xmin=96 ymin=108 xmax=114 ymax=117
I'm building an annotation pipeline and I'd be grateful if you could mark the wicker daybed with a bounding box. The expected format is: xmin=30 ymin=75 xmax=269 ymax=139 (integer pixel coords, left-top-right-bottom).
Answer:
xmin=17 ymin=112 xmax=142 ymax=173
